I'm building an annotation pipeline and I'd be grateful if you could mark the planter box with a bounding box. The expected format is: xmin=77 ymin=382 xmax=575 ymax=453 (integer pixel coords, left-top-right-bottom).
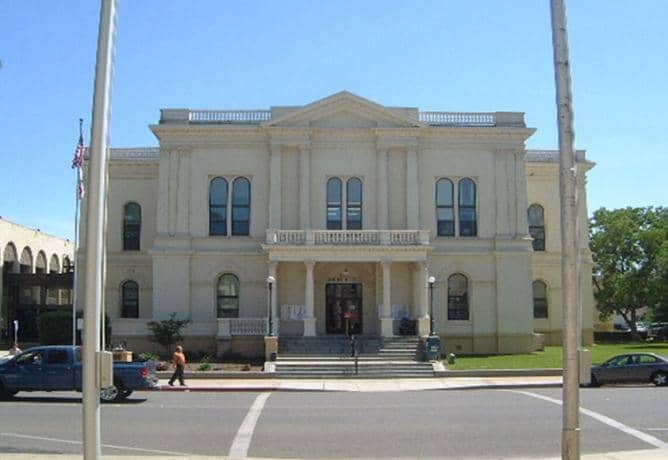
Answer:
xmin=113 ymin=351 xmax=133 ymax=362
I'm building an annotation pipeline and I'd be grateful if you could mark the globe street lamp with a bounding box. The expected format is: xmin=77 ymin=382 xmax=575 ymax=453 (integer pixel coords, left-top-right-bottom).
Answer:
xmin=428 ymin=276 xmax=436 ymax=336
xmin=266 ymin=276 xmax=275 ymax=336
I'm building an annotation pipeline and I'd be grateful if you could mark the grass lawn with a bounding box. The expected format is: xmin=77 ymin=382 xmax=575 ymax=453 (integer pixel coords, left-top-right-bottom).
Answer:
xmin=446 ymin=342 xmax=668 ymax=370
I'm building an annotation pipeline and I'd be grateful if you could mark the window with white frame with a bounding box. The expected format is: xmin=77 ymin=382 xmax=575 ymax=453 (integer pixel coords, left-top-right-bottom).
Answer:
xmin=447 ymin=273 xmax=469 ymax=320
xmin=209 ymin=176 xmax=251 ymax=236
xmin=217 ymin=273 xmax=239 ymax=318
xmin=121 ymin=280 xmax=139 ymax=318
xmin=528 ymin=204 xmax=546 ymax=251
xmin=435 ymin=178 xmax=478 ymax=237
xmin=123 ymin=202 xmax=141 ymax=250
xmin=327 ymin=177 xmax=363 ymax=230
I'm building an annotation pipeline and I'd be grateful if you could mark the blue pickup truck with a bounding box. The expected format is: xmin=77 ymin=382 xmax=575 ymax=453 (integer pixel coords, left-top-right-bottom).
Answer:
xmin=0 ymin=346 xmax=159 ymax=402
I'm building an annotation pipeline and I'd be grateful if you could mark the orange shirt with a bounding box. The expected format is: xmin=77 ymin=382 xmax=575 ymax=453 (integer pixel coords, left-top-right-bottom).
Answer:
xmin=173 ymin=351 xmax=186 ymax=366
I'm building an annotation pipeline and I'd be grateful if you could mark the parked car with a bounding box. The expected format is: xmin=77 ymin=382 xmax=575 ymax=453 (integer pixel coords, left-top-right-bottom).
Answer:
xmin=649 ymin=323 xmax=668 ymax=341
xmin=590 ymin=353 xmax=668 ymax=387
xmin=0 ymin=346 xmax=159 ymax=402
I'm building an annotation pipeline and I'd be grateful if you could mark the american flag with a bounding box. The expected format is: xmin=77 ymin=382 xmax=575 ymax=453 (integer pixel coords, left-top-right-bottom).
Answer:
xmin=72 ymin=132 xmax=85 ymax=169
xmin=72 ymin=119 xmax=85 ymax=198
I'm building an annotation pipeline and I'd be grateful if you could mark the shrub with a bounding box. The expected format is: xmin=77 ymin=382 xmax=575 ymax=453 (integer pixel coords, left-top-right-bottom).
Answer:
xmin=137 ymin=352 xmax=160 ymax=362
xmin=147 ymin=313 xmax=190 ymax=354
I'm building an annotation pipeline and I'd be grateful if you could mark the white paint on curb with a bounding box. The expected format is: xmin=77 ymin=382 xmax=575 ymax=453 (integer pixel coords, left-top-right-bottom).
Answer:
xmin=228 ymin=392 xmax=271 ymax=458
xmin=508 ymin=390 xmax=668 ymax=449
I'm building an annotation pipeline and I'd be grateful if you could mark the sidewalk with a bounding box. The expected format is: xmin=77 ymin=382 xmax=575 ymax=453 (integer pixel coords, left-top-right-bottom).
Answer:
xmin=153 ymin=375 xmax=563 ymax=392
xmin=2 ymin=449 xmax=667 ymax=460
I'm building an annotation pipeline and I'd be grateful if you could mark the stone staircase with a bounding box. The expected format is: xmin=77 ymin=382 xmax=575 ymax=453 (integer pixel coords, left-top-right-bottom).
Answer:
xmin=274 ymin=336 xmax=435 ymax=377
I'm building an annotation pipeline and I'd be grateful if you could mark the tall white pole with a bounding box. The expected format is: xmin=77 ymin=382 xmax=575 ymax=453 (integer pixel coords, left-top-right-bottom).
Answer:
xmin=550 ymin=1 xmax=580 ymax=459
xmin=72 ymin=118 xmax=83 ymax=348
xmin=73 ymin=172 xmax=80 ymax=347
xmin=82 ymin=1 xmax=117 ymax=459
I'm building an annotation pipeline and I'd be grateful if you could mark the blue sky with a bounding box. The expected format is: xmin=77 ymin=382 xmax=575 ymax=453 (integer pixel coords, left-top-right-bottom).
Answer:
xmin=1 ymin=1 xmax=666 ymax=241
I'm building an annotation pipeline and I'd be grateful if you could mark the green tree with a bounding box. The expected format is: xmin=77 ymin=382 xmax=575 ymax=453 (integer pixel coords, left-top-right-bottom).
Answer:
xmin=590 ymin=207 xmax=668 ymax=338
xmin=147 ymin=313 xmax=190 ymax=355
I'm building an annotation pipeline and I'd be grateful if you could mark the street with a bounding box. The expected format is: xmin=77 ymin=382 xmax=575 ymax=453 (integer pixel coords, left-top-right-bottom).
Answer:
xmin=0 ymin=386 xmax=666 ymax=458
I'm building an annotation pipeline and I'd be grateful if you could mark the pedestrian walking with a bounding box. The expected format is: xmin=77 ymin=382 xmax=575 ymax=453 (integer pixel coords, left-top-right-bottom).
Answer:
xmin=168 ymin=345 xmax=187 ymax=386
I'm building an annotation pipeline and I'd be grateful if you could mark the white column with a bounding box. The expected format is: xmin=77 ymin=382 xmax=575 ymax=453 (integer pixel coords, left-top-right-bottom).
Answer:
xmin=376 ymin=146 xmax=389 ymax=229
xmin=380 ymin=261 xmax=394 ymax=336
xmin=268 ymin=262 xmax=278 ymax=336
xmin=406 ymin=146 xmax=419 ymax=228
xmin=299 ymin=144 xmax=311 ymax=229
xmin=304 ymin=260 xmax=316 ymax=336
xmin=514 ymin=149 xmax=530 ymax=238
xmin=167 ymin=149 xmax=178 ymax=236
xmin=176 ymin=148 xmax=191 ymax=236
xmin=494 ymin=149 xmax=511 ymax=238
xmin=269 ymin=145 xmax=282 ymax=229
xmin=156 ymin=148 xmax=170 ymax=235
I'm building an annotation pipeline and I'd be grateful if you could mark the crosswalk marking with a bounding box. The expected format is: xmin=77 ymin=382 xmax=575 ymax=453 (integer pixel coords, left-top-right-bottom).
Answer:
xmin=508 ymin=390 xmax=668 ymax=449
xmin=228 ymin=392 xmax=271 ymax=458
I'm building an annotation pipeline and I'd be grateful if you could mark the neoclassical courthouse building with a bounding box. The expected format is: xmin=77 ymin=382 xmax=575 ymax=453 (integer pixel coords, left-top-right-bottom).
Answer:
xmin=94 ymin=92 xmax=594 ymax=357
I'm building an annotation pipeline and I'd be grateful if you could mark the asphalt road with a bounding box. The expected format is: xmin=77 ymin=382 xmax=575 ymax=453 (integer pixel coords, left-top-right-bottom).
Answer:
xmin=0 ymin=386 xmax=666 ymax=458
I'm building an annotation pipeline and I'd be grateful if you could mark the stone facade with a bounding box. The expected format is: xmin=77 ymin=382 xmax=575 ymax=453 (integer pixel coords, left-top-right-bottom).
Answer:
xmin=79 ymin=92 xmax=594 ymax=356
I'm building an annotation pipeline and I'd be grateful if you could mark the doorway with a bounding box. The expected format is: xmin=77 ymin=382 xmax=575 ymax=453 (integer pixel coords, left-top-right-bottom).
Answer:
xmin=325 ymin=283 xmax=363 ymax=335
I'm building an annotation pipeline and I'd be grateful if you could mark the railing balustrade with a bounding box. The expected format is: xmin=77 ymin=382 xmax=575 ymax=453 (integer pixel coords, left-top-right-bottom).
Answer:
xmin=419 ymin=111 xmax=496 ymax=126
xmin=189 ymin=110 xmax=271 ymax=124
xmin=266 ymin=230 xmax=430 ymax=246
xmin=217 ymin=318 xmax=268 ymax=336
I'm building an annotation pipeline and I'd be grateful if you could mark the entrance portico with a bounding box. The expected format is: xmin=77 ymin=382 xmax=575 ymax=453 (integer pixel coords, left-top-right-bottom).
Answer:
xmin=262 ymin=229 xmax=432 ymax=337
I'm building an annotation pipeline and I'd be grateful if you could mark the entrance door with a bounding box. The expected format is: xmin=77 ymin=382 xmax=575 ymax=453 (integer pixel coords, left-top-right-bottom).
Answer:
xmin=326 ymin=283 xmax=363 ymax=335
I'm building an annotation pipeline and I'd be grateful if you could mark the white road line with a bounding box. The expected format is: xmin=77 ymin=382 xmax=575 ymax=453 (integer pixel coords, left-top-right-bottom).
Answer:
xmin=228 ymin=391 xmax=271 ymax=459
xmin=0 ymin=432 xmax=190 ymax=456
xmin=508 ymin=390 xmax=668 ymax=449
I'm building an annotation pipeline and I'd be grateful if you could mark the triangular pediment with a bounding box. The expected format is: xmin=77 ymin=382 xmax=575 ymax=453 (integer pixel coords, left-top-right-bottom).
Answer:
xmin=265 ymin=91 xmax=423 ymax=128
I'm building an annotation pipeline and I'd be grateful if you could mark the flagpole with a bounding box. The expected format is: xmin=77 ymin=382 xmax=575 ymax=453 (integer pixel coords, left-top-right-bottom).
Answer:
xmin=83 ymin=1 xmax=117 ymax=459
xmin=72 ymin=119 xmax=83 ymax=348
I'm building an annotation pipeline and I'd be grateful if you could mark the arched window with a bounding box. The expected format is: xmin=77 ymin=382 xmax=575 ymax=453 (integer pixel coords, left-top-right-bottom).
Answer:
xmin=209 ymin=177 xmax=228 ymax=236
xmin=532 ymin=280 xmax=548 ymax=319
xmin=35 ymin=251 xmax=47 ymax=274
xmin=232 ymin=177 xmax=251 ymax=236
xmin=20 ymin=247 xmax=33 ymax=273
xmin=459 ymin=178 xmax=477 ymax=236
xmin=121 ymin=280 xmax=139 ymax=318
xmin=62 ymin=256 xmax=72 ymax=273
xmin=327 ymin=178 xmax=343 ymax=230
xmin=217 ymin=274 xmax=240 ymax=318
xmin=346 ymin=177 xmax=363 ymax=230
xmin=436 ymin=178 xmax=454 ymax=236
xmin=528 ymin=204 xmax=546 ymax=251
xmin=447 ymin=273 xmax=469 ymax=320
xmin=3 ymin=243 xmax=18 ymax=273
xmin=123 ymin=202 xmax=141 ymax=251
xmin=49 ymin=254 xmax=60 ymax=274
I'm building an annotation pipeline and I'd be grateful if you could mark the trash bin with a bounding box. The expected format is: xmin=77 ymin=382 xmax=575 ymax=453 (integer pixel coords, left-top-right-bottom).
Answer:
xmin=447 ymin=353 xmax=456 ymax=365
xmin=424 ymin=336 xmax=442 ymax=361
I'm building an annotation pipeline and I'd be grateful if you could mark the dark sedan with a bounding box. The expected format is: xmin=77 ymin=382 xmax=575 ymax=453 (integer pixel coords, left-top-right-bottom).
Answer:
xmin=590 ymin=353 xmax=668 ymax=387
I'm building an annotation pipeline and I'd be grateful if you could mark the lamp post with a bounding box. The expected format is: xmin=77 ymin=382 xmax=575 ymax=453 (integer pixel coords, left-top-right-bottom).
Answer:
xmin=428 ymin=276 xmax=436 ymax=336
xmin=266 ymin=276 xmax=275 ymax=336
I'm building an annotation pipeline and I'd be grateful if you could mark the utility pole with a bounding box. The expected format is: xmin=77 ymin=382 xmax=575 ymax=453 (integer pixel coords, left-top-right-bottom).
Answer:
xmin=82 ymin=1 xmax=117 ymax=459
xmin=550 ymin=1 xmax=581 ymax=459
